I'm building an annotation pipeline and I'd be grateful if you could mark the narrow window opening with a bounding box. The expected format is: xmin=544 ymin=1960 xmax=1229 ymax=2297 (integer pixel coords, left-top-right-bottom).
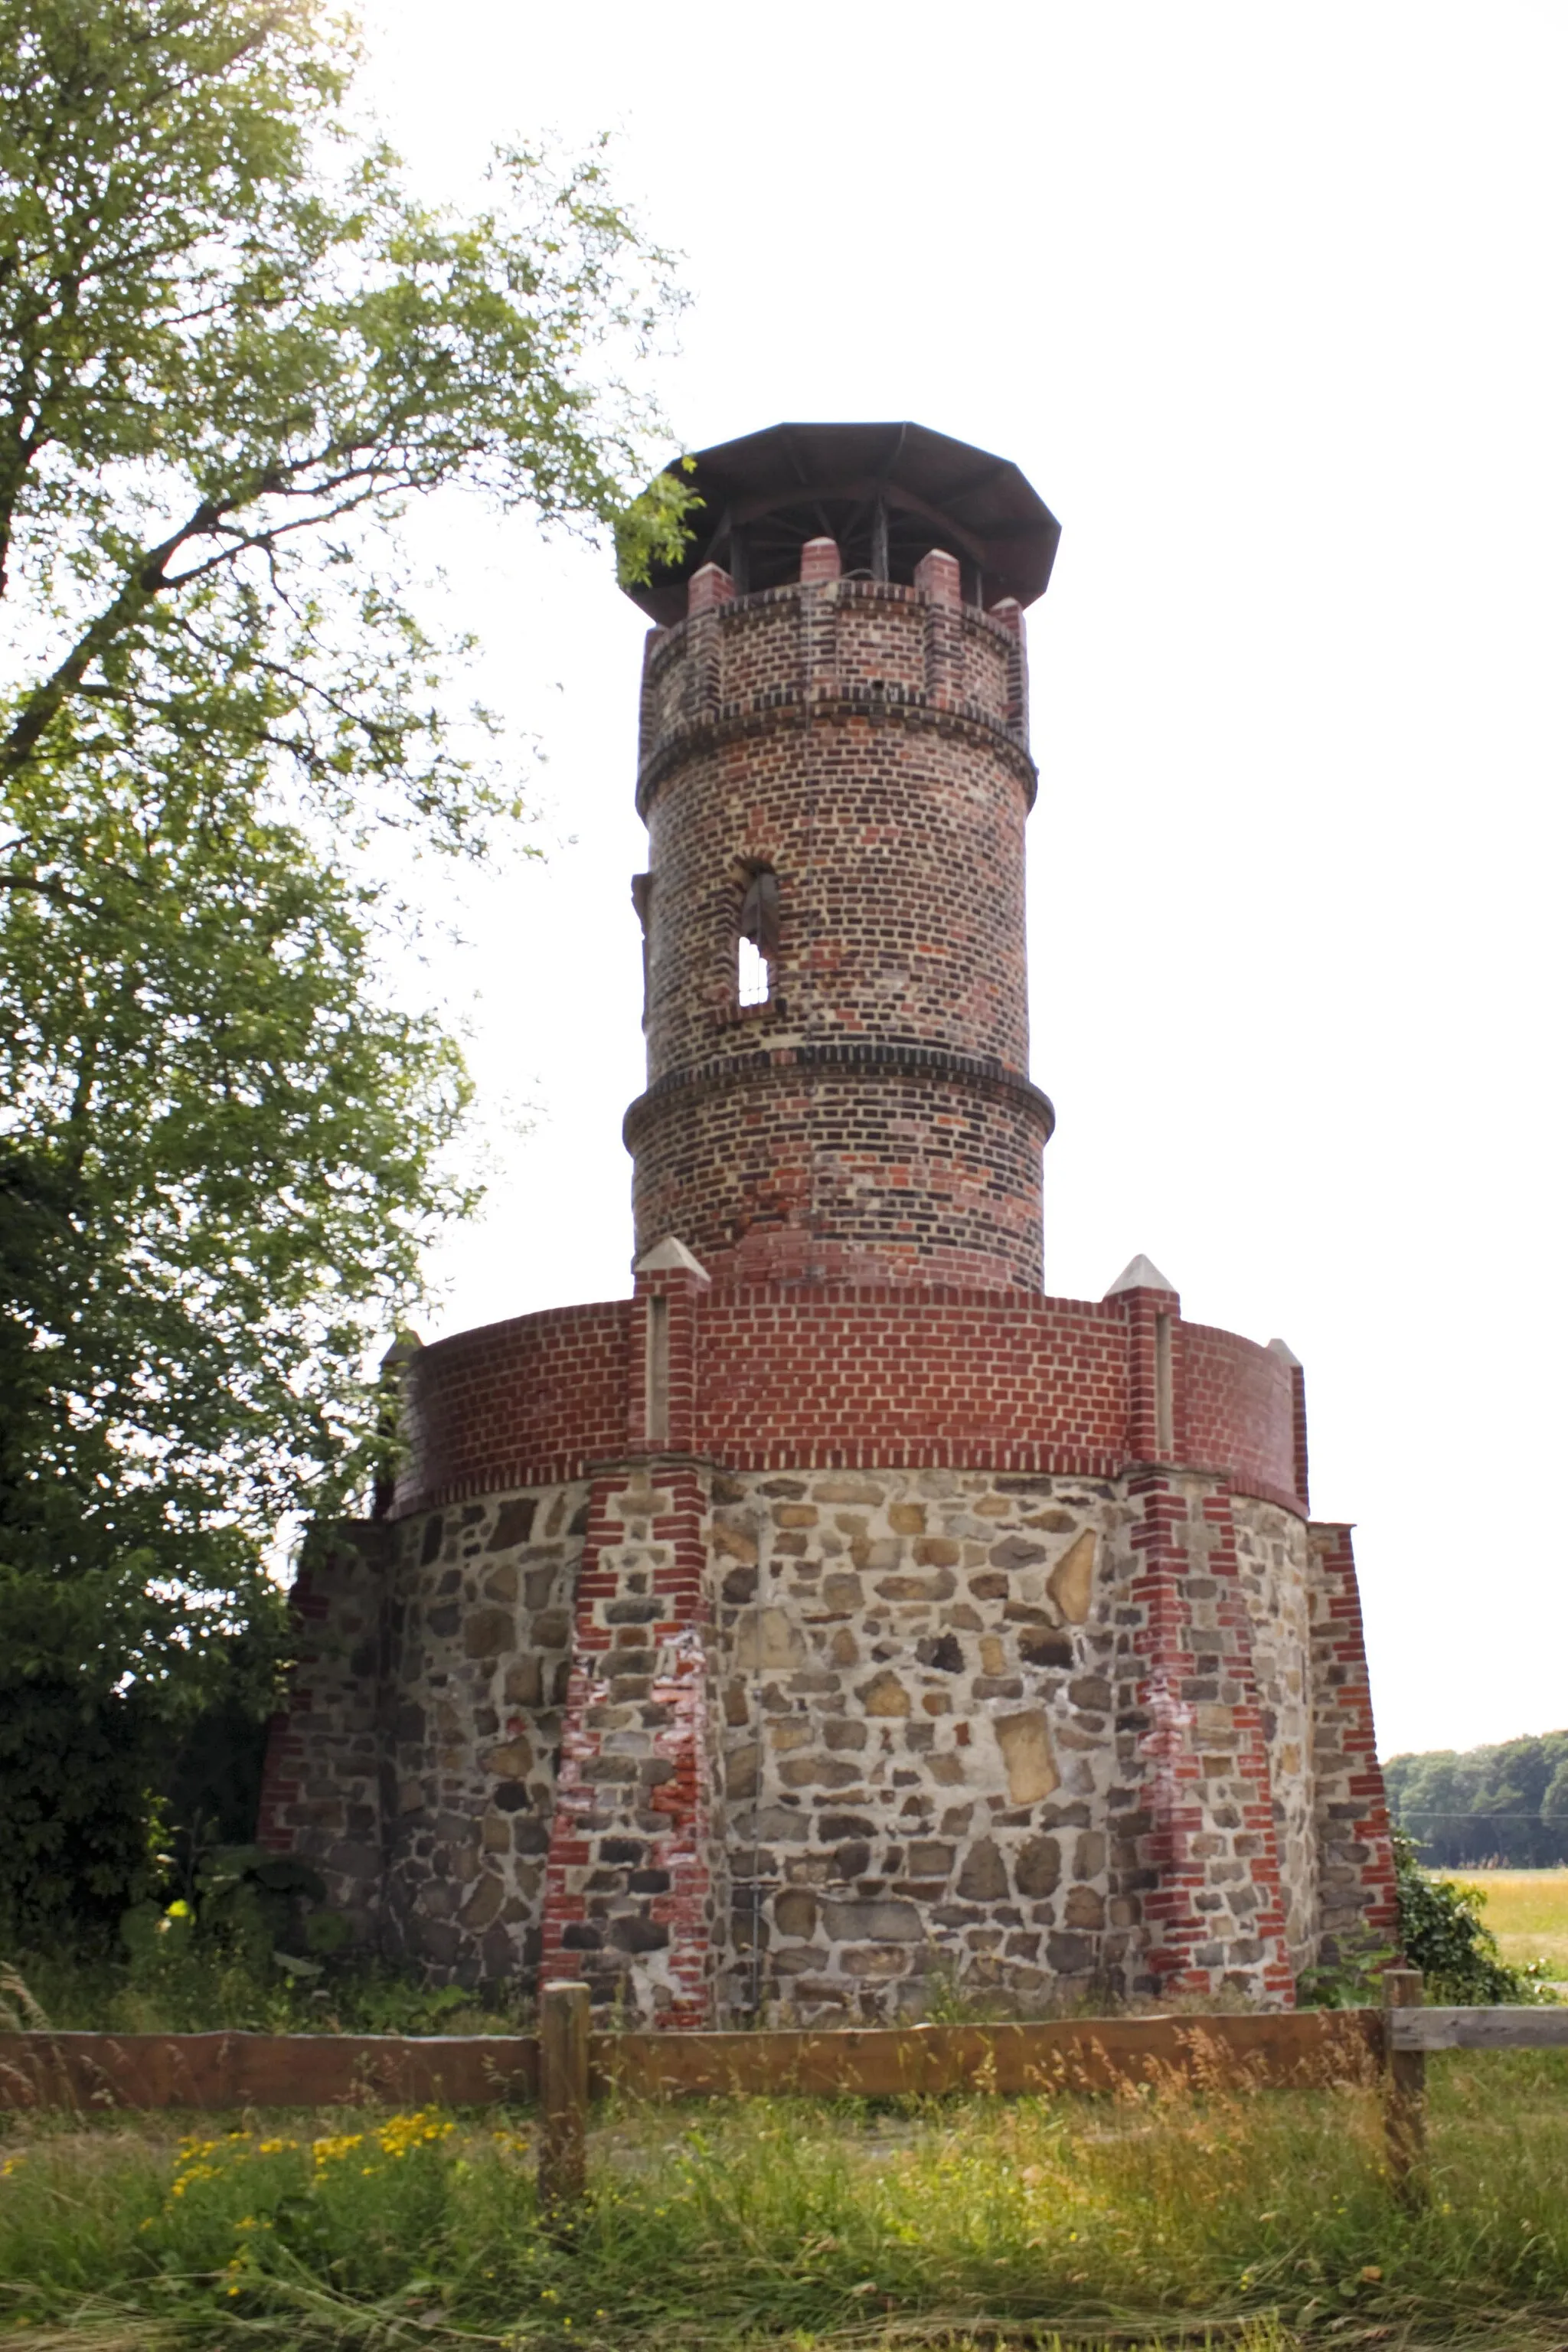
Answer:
xmin=737 ymin=865 xmax=779 ymax=1008
xmin=738 ymin=936 xmax=769 ymax=1006
xmin=645 ymin=1292 xmax=670 ymax=1446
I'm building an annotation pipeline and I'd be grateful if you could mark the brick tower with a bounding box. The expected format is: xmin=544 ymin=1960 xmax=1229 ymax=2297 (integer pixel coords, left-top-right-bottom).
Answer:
xmin=258 ymin=423 xmax=1396 ymax=2026
xmin=626 ymin=421 xmax=1055 ymax=1290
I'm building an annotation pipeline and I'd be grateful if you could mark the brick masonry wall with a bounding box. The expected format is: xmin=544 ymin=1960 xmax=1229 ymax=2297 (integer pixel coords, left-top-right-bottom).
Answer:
xmin=1181 ymin=1322 xmax=1302 ymax=1515
xmin=1308 ymin=1521 xmax=1399 ymax=1962
xmin=629 ymin=572 xmax=1050 ymax=1289
xmin=628 ymin=1059 xmax=1052 ymax=1292
xmin=696 ymin=1286 xmax=1127 ymax=1473
xmin=391 ymin=1303 xmax=630 ymax=1515
xmin=390 ymin=1284 xmax=1299 ymax=1508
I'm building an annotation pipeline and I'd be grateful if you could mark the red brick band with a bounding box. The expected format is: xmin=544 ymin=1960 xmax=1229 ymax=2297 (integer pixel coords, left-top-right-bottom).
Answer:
xmin=391 ymin=1285 xmax=1304 ymax=1525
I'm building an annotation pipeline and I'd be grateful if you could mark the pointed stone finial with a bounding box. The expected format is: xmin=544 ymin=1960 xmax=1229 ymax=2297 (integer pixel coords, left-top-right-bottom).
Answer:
xmin=635 ymin=1236 xmax=710 ymax=1282
xmin=380 ymin=1331 xmax=423 ymax=1371
xmin=1267 ymin=1338 xmax=1303 ymax=1368
xmin=1104 ymin=1253 xmax=1177 ymax=1298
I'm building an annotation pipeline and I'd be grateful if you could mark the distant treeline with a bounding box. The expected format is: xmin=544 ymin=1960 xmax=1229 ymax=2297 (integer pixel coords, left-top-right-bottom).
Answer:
xmin=1383 ymin=1731 xmax=1568 ymax=1868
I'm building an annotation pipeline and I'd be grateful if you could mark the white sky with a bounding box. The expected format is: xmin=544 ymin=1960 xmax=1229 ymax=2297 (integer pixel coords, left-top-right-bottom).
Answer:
xmin=354 ymin=0 xmax=1567 ymax=1764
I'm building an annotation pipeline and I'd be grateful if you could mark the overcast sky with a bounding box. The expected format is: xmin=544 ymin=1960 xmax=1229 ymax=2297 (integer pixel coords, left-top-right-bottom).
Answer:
xmin=354 ymin=0 xmax=1567 ymax=1764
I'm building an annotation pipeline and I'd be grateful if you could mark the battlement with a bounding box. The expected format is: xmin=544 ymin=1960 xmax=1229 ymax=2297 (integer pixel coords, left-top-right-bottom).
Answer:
xmin=636 ymin=564 xmax=1031 ymax=808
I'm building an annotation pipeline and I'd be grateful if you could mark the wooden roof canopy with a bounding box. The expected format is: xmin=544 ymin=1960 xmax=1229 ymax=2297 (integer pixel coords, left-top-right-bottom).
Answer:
xmin=622 ymin=420 xmax=1061 ymax=626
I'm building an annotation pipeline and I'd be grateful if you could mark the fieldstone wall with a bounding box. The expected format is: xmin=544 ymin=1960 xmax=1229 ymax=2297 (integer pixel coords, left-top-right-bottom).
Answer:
xmin=256 ymin=1521 xmax=394 ymax=1945
xmin=1230 ymin=1498 xmax=1317 ymax=1976
xmin=712 ymin=1467 xmax=1134 ymax=2018
xmin=380 ymin=1481 xmax=587 ymax=1984
xmin=260 ymin=1465 xmax=1396 ymax=2017
xmin=261 ymin=1484 xmax=589 ymax=1989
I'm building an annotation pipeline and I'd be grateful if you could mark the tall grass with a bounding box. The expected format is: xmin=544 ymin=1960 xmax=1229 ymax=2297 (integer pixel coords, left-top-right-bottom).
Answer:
xmin=0 ymin=1945 xmax=528 ymax=2038
xmin=1469 ymin=1868 xmax=1568 ymax=1984
xmin=2 ymin=2052 xmax=1566 ymax=2347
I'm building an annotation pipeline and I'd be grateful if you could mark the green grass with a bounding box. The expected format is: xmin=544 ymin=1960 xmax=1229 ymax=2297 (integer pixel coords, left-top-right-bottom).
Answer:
xmin=0 ymin=1949 xmax=528 ymax=2039
xmin=1466 ymin=1870 xmax=1568 ymax=1984
xmin=3 ymin=2052 xmax=1567 ymax=2350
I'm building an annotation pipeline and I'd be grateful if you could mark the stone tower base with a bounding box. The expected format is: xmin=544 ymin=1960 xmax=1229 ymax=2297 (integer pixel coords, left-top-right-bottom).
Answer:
xmin=259 ymin=1272 xmax=1396 ymax=2022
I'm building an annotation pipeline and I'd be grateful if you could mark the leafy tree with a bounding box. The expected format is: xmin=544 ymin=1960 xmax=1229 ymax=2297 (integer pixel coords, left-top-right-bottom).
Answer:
xmin=0 ymin=0 xmax=691 ymax=1941
xmin=1384 ymin=1733 xmax=1568 ymax=1868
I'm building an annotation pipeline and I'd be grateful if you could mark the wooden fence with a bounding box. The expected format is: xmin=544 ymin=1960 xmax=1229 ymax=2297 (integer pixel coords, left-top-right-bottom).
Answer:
xmin=3 ymin=1971 xmax=1565 ymax=2210
xmin=0 ymin=2004 xmax=1382 ymax=2115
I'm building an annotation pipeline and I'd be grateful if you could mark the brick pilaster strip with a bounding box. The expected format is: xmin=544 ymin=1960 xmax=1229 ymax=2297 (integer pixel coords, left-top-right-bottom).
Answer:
xmin=1119 ymin=1471 xmax=1295 ymax=2004
xmin=537 ymin=1462 xmax=717 ymax=2024
xmin=986 ymin=596 xmax=1030 ymax=747
xmin=1116 ymin=1282 xmax=1181 ymax=1466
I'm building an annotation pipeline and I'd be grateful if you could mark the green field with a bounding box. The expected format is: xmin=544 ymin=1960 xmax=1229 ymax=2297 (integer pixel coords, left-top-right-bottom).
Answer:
xmin=4 ymin=2052 xmax=1568 ymax=2350
xmin=1465 ymin=1868 xmax=1568 ymax=1983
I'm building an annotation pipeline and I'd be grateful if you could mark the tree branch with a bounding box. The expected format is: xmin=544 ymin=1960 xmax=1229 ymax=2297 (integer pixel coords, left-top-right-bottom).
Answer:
xmin=0 ymin=867 xmax=98 ymax=910
xmin=2 ymin=498 xmax=221 ymax=777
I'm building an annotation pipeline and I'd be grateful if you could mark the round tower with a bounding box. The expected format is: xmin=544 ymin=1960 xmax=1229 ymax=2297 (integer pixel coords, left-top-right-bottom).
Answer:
xmin=622 ymin=421 xmax=1060 ymax=1289
xmin=258 ymin=422 xmax=1398 ymax=2033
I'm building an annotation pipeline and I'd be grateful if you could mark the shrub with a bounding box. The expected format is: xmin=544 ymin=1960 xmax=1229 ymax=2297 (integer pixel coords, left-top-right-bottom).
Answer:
xmin=1393 ymin=1829 xmax=1552 ymax=2003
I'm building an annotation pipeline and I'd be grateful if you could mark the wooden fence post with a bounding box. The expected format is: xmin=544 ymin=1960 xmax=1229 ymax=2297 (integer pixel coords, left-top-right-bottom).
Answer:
xmin=539 ymin=1980 xmax=590 ymax=2210
xmin=1382 ymin=1967 xmax=1426 ymax=2200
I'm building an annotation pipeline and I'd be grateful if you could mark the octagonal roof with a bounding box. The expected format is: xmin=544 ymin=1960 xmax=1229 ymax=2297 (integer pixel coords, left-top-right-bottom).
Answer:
xmin=623 ymin=420 xmax=1061 ymax=625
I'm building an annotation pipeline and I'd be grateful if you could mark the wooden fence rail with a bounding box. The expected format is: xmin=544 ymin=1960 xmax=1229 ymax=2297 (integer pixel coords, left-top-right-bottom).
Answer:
xmin=0 ymin=2004 xmax=1382 ymax=2117
xmin=1389 ymin=2006 xmax=1568 ymax=2050
xmin=2 ymin=1972 xmax=1563 ymax=2213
